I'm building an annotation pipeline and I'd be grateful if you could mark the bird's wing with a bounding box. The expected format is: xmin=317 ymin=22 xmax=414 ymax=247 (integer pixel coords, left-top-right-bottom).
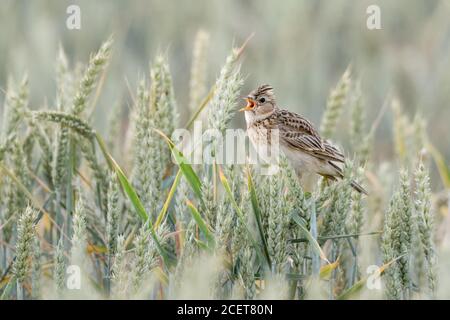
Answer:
xmin=275 ymin=109 xmax=345 ymax=163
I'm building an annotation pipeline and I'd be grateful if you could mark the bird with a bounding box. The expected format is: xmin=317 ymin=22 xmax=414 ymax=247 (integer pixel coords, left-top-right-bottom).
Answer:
xmin=239 ymin=84 xmax=367 ymax=194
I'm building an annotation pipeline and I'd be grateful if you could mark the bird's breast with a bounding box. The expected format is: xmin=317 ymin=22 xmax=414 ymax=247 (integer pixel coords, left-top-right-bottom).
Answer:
xmin=247 ymin=124 xmax=274 ymax=147
xmin=247 ymin=124 xmax=279 ymax=165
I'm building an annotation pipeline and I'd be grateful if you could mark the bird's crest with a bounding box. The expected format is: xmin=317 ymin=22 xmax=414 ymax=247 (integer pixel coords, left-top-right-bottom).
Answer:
xmin=249 ymin=84 xmax=275 ymax=101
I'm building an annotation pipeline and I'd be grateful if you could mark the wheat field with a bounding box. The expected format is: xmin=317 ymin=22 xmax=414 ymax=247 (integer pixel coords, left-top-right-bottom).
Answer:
xmin=1 ymin=0 xmax=450 ymax=300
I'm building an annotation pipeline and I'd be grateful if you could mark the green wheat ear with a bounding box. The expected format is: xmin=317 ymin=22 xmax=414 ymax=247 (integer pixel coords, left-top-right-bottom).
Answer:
xmin=33 ymin=111 xmax=96 ymax=139
xmin=320 ymin=66 xmax=351 ymax=139
xmin=189 ymin=30 xmax=210 ymax=114
xmin=111 ymin=235 xmax=128 ymax=299
xmin=131 ymin=78 xmax=162 ymax=215
xmin=207 ymin=50 xmax=243 ymax=135
xmin=1 ymin=74 xmax=29 ymax=138
xmin=382 ymin=169 xmax=413 ymax=300
xmin=54 ymin=236 xmax=66 ymax=297
xmin=106 ymin=172 xmax=120 ymax=257
xmin=70 ymin=195 xmax=88 ymax=266
xmin=131 ymin=225 xmax=162 ymax=293
xmin=72 ymin=36 xmax=113 ymax=116
xmin=414 ymin=160 xmax=436 ymax=297
xmin=12 ymin=206 xmax=37 ymax=300
xmin=31 ymin=237 xmax=42 ymax=300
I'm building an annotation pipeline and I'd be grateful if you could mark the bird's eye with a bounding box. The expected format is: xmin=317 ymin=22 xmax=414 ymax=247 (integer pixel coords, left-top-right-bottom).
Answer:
xmin=259 ymin=97 xmax=266 ymax=103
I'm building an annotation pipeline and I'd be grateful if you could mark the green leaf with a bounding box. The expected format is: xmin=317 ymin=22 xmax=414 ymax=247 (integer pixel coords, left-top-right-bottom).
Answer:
xmin=292 ymin=212 xmax=330 ymax=263
xmin=94 ymin=133 xmax=172 ymax=266
xmin=186 ymin=200 xmax=215 ymax=249
xmin=155 ymin=169 xmax=182 ymax=229
xmin=246 ymin=167 xmax=271 ymax=267
xmin=154 ymin=129 xmax=203 ymax=199
xmin=95 ymin=133 xmax=147 ymax=220
xmin=290 ymin=231 xmax=382 ymax=243
xmin=110 ymin=156 xmax=148 ymax=221
xmin=219 ymin=167 xmax=271 ymax=268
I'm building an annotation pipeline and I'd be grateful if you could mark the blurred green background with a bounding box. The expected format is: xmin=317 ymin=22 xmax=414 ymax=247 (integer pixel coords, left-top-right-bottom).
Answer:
xmin=1 ymin=0 xmax=450 ymax=173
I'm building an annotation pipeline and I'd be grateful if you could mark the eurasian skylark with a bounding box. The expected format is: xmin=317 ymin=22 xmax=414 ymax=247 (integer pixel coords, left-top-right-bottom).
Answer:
xmin=240 ymin=84 xmax=367 ymax=194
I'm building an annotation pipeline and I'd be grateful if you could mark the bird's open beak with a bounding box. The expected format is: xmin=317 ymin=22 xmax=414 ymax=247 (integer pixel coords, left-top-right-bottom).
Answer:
xmin=239 ymin=98 xmax=255 ymax=112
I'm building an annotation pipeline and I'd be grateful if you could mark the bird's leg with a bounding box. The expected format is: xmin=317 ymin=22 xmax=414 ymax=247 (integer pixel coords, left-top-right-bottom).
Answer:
xmin=321 ymin=174 xmax=337 ymax=184
xmin=318 ymin=174 xmax=336 ymax=192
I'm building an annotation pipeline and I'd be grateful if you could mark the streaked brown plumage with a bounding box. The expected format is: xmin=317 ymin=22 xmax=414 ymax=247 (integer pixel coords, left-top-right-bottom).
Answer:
xmin=240 ymin=84 xmax=367 ymax=194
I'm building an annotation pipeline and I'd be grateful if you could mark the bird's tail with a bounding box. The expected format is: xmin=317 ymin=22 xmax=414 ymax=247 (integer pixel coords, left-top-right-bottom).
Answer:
xmin=325 ymin=161 xmax=368 ymax=195
xmin=320 ymin=173 xmax=368 ymax=195
xmin=351 ymin=180 xmax=368 ymax=195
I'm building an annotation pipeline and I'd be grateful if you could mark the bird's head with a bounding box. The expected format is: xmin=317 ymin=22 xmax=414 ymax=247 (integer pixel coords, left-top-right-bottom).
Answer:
xmin=240 ymin=84 xmax=276 ymax=119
